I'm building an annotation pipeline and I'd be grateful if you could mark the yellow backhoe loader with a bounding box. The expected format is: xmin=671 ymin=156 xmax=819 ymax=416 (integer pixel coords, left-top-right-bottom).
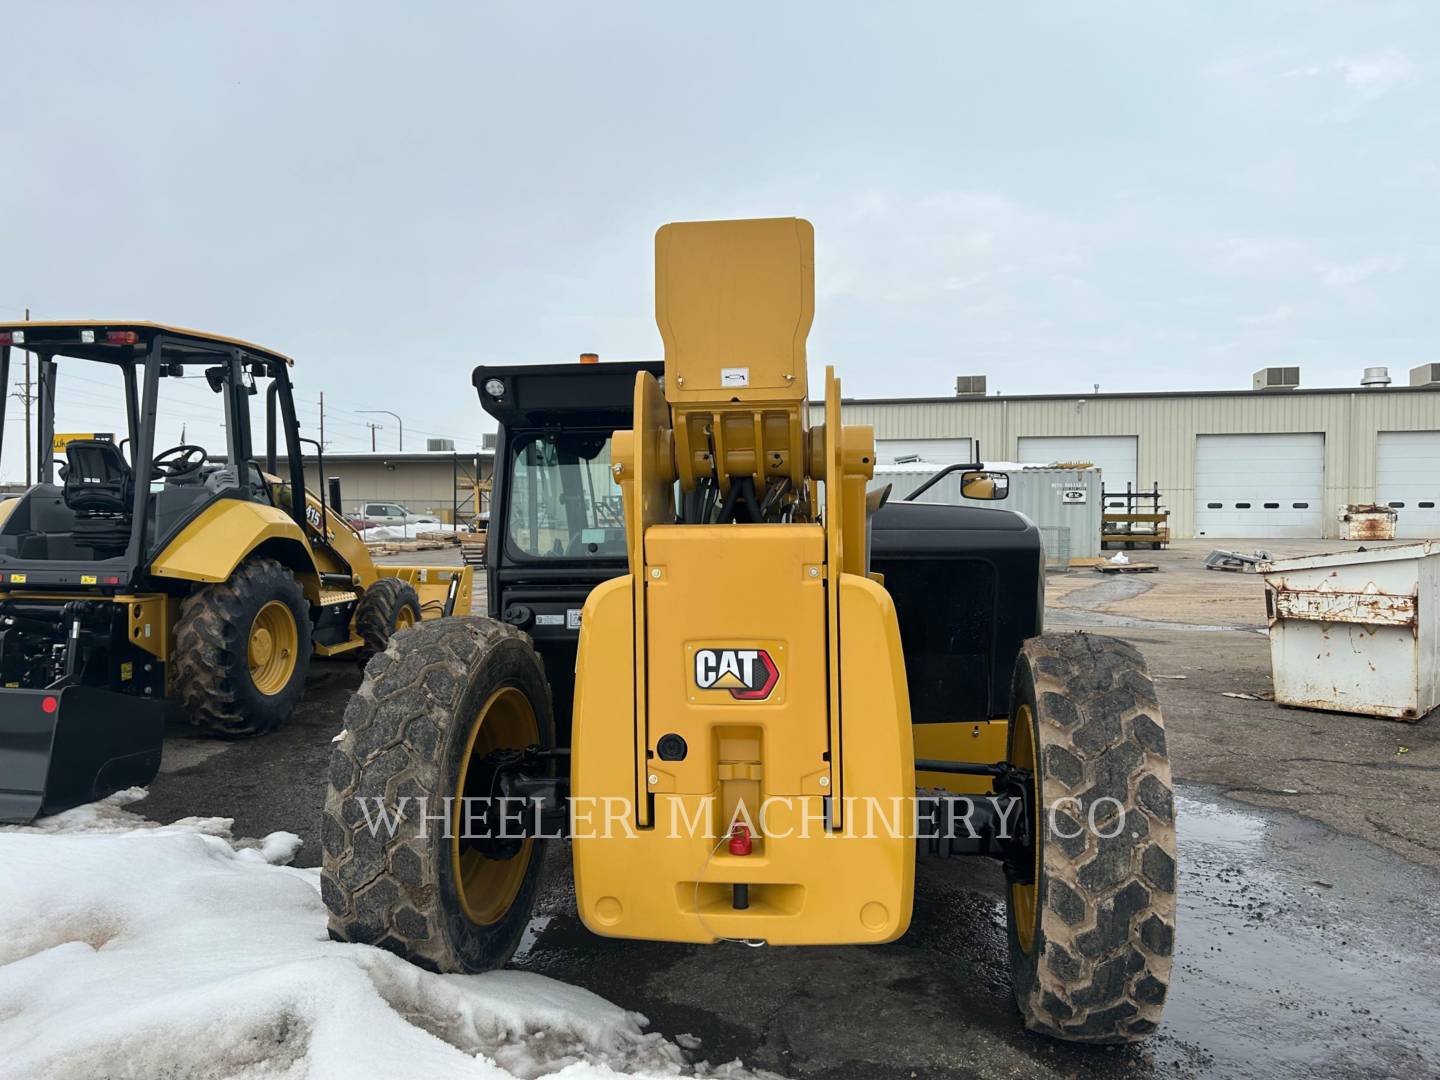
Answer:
xmin=0 ymin=323 xmax=470 ymax=823
xmin=321 ymin=220 xmax=1176 ymax=1043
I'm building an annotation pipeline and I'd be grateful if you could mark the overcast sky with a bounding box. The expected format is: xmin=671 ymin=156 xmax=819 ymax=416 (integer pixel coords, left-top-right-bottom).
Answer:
xmin=3 ymin=1 xmax=1437 ymax=480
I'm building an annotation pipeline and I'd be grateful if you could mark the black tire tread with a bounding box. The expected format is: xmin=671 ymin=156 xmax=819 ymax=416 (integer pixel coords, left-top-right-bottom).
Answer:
xmin=354 ymin=576 xmax=421 ymax=657
xmin=1012 ymin=631 xmax=1177 ymax=1043
xmin=320 ymin=615 xmax=549 ymax=972
xmin=172 ymin=557 xmax=309 ymax=737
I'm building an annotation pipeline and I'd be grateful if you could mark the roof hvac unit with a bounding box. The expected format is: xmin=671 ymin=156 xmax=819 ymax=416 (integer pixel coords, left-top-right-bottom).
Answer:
xmin=1252 ymin=366 xmax=1300 ymax=391
xmin=426 ymin=438 xmax=456 ymax=451
xmin=481 ymin=432 xmax=498 ymax=450
xmin=1410 ymin=363 xmax=1440 ymax=387
xmin=955 ymin=375 xmax=987 ymax=397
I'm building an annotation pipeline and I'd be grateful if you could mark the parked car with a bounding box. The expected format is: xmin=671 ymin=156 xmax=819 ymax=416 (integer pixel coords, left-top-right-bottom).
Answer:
xmin=354 ymin=502 xmax=441 ymax=528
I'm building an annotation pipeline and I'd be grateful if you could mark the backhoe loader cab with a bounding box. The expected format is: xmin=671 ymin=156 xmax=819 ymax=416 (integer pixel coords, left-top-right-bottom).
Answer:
xmin=324 ymin=220 xmax=1177 ymax=1045
xmin=0 ymin=323 xmax=471 ymax=824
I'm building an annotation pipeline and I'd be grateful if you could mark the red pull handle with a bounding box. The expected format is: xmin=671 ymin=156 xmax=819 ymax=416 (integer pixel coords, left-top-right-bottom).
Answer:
xmin=728 ymin=824 xmax=753 ymax=856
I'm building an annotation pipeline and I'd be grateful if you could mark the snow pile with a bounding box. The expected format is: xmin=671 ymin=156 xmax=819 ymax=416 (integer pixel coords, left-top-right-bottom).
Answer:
xmin=0 ymin=791 xmax=754 ymax=1080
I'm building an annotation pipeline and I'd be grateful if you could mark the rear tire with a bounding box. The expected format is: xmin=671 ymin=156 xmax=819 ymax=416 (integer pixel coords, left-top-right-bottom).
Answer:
xmin=1006 ymin=632 xmax=1176 ymax=1043
xmin=321 ymin=616 xmax=553 ymax=973
xmin=354 ymin=576 xmax=421 ymax=658
xmin=173 ymin=557 xmax=311 ymax=737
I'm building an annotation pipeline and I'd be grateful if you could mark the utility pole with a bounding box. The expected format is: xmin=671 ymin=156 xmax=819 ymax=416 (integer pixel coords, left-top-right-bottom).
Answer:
xmin=7 ymin=307 xmax=36 ymax=485
xmin=366 ymin=421 xmax=382 ymax=451
xmin=318 ymin=392 xmax=326 ymax=451
xmin=358 ymin=409 xmax=403 ymax=450
xmin=23 ymin=308 xmax=31 ymax=485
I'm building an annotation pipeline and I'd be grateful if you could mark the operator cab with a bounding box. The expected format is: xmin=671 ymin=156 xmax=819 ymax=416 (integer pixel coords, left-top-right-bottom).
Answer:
xmin=0 ymin=323 xmax=308 ymax=587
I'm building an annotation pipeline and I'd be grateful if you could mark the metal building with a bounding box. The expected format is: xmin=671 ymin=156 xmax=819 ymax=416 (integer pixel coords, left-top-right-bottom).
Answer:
xmin=818 ymin=366 xmax=1440 ymax=540
xmin=270 ymin=450 xmax=493 ymax=523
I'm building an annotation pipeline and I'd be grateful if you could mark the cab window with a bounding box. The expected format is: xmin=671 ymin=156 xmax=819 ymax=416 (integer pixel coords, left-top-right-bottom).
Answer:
xmin=506 ymin=434 xmax=625 ymax=559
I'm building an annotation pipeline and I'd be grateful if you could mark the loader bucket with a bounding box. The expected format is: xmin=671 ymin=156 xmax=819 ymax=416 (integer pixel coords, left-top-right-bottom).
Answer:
xmin=0 ymin=687 xmax=167 ymax=825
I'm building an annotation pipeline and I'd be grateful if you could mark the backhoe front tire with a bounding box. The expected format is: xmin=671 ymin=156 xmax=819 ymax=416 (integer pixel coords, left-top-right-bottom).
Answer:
xmin=321 ymin=616 xmax=553 ymax=973
xmin=173 ymin=557 xmax=312 ymax=737
xmin=1006 ymin=632 xmax=1177 ymax=1043
xmin=354 ymin=576 xmax=421 ymax=658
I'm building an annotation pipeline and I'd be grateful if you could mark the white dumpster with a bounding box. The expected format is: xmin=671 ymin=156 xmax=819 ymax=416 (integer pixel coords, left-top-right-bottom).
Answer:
xmin=1260 ymin=542 xmax=1440 ymax=721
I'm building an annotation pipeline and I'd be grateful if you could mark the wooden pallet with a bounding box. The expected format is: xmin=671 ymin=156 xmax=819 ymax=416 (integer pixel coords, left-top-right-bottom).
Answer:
xmin=460 ymin=538 xmax=487 ymax=566
xmin=1102 ymin=533 xmax=1170 ymax=550
xmin=1102 ymin=511 xmax=1171 ymax=550
xmin=1094 ymin=561 xmax=1159 ymax=574
xmin=365 ymin=539 xmax=452 ymax=555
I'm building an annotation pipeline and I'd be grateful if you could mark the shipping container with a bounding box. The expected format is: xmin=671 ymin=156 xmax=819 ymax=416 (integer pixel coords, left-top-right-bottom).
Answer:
xmin=870 ymin=461 xmax=1102 ymax=563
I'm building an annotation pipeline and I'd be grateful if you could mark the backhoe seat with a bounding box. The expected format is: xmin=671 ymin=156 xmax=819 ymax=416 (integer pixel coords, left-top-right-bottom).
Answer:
xmin=63 ymin=440 xmax=133 ymax=555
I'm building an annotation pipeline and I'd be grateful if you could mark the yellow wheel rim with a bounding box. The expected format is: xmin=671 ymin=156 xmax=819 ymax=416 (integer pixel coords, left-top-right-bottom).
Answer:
xmin=395 ymin=605 xmax=416 ymax=632
xmin=1011 ymin=703 xmax=1041 ymax=955
xmin=248 ymin=600 xmax=298 ymax=696
xmin=451 ymin=686 xmax=537 ymax=926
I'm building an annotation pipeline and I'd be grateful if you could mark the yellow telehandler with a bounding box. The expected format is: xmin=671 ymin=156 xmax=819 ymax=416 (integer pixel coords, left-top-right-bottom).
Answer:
xmin=322 ymin=220 xmax=1176 ymax=1042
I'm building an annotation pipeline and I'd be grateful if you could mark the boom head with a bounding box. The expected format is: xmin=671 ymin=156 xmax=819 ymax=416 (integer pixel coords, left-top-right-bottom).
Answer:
xmin=611 ymin=216 xmax=876 ymax=579
xmin=655 ymin=217 xmax=813 ymax=406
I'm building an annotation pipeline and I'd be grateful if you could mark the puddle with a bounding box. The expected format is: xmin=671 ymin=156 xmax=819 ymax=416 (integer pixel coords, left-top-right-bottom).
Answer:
xmin=1162 ymin=791 xmax=1440 ymax=1078
xmin=1063 ymin=574 xmax=1158 ymax=606
xmin=513 ymin=914 xmax=553 ymax=964
xmin=1047 ymin=607 xmax=1250 ymax=633
xmin=1176 ymin=794 xmax=1267 ymax=849
xmin=1049 ymin=573 xmax=1257 ymax=633
xmin=156 ymin=740 xmax=231 ymax=773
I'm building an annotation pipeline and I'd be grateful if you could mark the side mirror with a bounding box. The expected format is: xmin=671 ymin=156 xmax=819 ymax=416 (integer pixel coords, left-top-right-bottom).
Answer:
xmin=961 ymin=470 xmax=1010 ymax=501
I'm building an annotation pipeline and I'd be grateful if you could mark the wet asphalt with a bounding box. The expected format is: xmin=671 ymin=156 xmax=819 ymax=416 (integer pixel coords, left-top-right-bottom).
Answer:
xmin=128 ymin=556 xmax=1440 ymax=1079
xmin=141 ymin=696 xmax=1440 ymax=1079
xmin=505 ymin=789 xmax=1440 ymax=1080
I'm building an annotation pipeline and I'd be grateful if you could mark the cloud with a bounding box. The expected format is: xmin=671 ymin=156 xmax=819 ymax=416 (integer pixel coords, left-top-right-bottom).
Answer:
xmin=1241 ymin=304 xmax=1296 ymax=326
xmin=1316 ymin=255 xmax=1406 ymax=288
xmin=1288 ymin=50 xmax=1416 ymax=102
xmin=1335 ymin=52 xmax=1416 ymax=99
xmin=1200 ymin=234 xmax=1315 ymax=282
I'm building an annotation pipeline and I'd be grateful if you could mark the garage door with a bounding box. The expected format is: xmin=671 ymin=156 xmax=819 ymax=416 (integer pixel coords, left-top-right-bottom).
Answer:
xmin=1195 ymin=433 xmax=1324 ymax=538
xmin=874 ymin=438 xmax=973 ymax=465
xmin=1017 ymin=436 xmax=1137 ymax=505
xmin=1377 ymin=431 xmax=1440 ymax=538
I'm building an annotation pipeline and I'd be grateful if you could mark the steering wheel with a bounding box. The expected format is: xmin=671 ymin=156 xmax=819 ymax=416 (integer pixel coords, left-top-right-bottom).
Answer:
xmin=152 ymin=444 xmax=209 ymax=479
